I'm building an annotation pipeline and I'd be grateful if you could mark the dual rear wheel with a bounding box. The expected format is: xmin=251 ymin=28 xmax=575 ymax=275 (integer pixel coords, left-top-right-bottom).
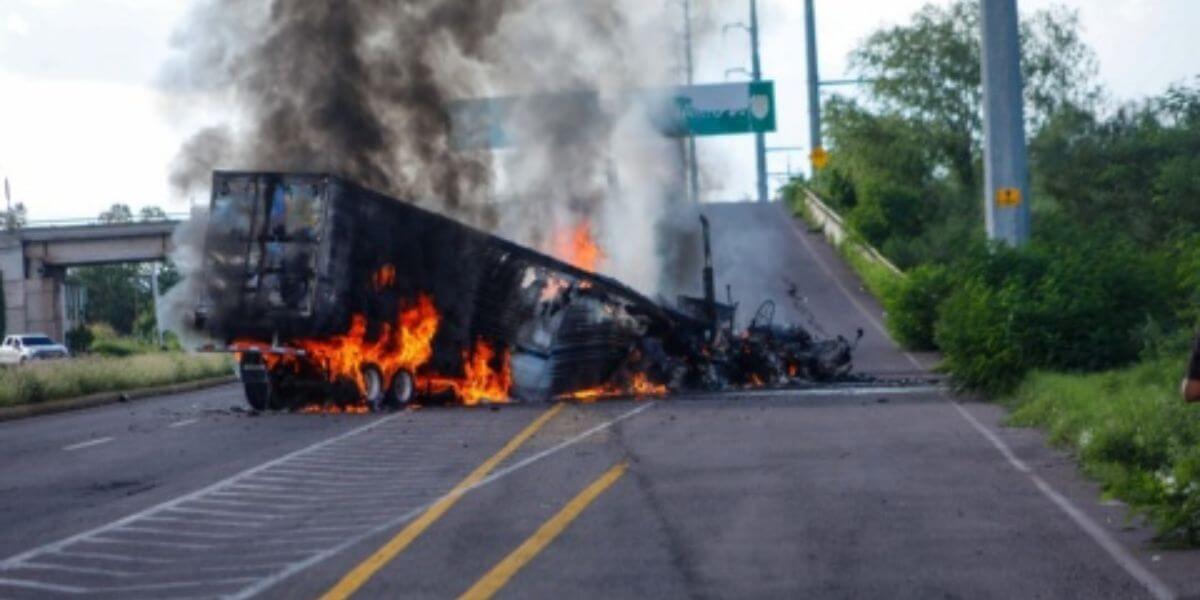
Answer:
xmin=361 ymin=365 xmax=415 ymax=412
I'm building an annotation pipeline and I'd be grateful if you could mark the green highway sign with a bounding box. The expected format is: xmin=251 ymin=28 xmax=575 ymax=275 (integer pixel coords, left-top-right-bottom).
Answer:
xmin=661 ymin=81 xmax=777 ymax=137
xmin=448 ymin=81 xmax=776 ymax=150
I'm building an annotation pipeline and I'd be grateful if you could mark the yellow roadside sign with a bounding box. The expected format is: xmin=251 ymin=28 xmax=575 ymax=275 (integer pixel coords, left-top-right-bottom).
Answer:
xmin=995 ymin=187 xmax=1022 ymax=207
xmin=810 ymin=146 xmax=829 ymax=170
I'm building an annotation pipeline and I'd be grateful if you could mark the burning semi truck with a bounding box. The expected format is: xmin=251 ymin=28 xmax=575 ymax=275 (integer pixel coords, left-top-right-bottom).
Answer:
xmin=193 ymin=172 xmax=858 ymax=410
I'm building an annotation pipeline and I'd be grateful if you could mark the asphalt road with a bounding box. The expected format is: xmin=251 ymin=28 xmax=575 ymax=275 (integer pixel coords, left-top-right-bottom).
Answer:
xmin=2 ymin=202 xmax=1198 ymax=599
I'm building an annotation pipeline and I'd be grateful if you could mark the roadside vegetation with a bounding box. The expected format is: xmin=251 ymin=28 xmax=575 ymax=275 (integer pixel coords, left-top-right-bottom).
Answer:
xmin=0 ymin=353 xmax=232 ymax=408
xmin=786 ymin=0 xmax=1200 ymax=543
xmin=1007 ymin=352 xmax=1200 ymax=546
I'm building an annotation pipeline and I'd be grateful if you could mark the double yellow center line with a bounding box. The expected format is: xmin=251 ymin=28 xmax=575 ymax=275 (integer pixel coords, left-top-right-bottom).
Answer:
xmin=320 ymin=403 xmax=565 ymax=600
xmin=320 ymin=402 xmax=630 ymax=600
xmin=458 ymin=461 xmax=627 ymax=600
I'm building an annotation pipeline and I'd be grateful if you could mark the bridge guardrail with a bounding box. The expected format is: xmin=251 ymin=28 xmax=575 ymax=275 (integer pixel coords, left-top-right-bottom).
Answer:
xmin=22 ymin=213 xmax=192 ymax=229
xmin=801 ymin=188 xmax=904 ymax=277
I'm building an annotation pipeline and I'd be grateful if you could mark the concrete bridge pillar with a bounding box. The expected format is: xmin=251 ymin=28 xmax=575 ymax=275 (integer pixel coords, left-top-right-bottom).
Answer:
xmin=1 ymin=232 xmax=23 ymax=337
xmin=22 ymin=263 xmax=66 ymax=341
xmin=0 ymin=233 xmax=67 ymax=340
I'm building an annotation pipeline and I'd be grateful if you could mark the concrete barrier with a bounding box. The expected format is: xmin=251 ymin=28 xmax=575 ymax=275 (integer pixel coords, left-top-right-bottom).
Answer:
xmin=800 ymin=188 xmax=904 ymax=277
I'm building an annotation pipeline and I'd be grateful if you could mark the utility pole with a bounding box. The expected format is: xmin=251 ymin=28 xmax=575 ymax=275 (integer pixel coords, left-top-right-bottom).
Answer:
xmin=683 ymin=0 xmax=701 ymax=203
xmin=804 ymin=0 xmax=822 ymax=165
xmin=749 ymin=0 xmax=768 ymax=203
xmin=980 ymin=0 xmax=1030 ymax=246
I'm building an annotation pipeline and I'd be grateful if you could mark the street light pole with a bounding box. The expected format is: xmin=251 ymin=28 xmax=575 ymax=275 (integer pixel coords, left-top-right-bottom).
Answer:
xmin=683 ymin=0 xmax=701 ymax=203
xmin=749 ymin=0 xmax=768 ymax=203
xmin=980 ymin=0 xmax=1031 ymax=246
xmin=804 ymin=0 xmax=822 ymax=163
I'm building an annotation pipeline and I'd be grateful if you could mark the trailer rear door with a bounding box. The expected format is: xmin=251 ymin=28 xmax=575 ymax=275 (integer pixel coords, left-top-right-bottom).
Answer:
xmin=206 ymin=174 xmax=328 ymax=318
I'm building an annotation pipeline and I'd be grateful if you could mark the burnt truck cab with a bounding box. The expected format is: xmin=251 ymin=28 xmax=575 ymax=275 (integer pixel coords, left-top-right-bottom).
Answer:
xmin=195 ymin=172 xmax=661 ymax=410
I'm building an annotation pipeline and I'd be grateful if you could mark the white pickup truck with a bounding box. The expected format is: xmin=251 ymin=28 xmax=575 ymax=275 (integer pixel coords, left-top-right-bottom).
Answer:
xmin=0 ymin=334 xmax=70 ymax=365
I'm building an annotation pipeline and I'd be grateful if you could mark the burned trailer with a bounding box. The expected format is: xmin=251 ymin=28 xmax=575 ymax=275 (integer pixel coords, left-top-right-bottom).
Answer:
xmin=194 ymin=171 xmax=677 ymax=410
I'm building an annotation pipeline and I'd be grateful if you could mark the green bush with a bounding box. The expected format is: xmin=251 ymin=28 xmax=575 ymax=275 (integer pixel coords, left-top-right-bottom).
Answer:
xmin=933 ymin=238 xmax=1173 ymax=393
xmin=91 ymin=337 xmax=157 ymax=357
xmin=882 ymin=264 xmax=955 ymax=351
xmin=1007 ymin=358 xmax=1200 ymax=544
xmin=65 ymin=326 xmax=94 ymax=354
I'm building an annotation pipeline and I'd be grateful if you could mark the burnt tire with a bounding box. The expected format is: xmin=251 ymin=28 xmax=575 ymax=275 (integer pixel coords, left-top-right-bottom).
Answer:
xmin=239 ymin=353 xmax=276 ymax=411
xmin=243 ymin=380 xmax=274 ymax=411
xmin=389 ymin=370 xmax=415 ymax=407
xmin=362 ymin=365 xmax=386 ymax=412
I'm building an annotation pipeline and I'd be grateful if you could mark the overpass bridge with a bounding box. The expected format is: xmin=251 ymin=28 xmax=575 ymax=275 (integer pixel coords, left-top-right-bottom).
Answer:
xmin=0 ymin=220 xmax=183 ymax=340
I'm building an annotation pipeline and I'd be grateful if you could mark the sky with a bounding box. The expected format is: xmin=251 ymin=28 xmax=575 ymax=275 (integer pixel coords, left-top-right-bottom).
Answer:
xmin=0 ymin=0 xmax=1197 ymax=219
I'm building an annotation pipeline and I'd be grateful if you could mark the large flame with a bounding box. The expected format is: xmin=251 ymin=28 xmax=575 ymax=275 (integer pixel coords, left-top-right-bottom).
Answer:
xmin=297 ymin=294 xmax=440 ymax=397
xmin=553 ymin=221 xmax=605 ymax=272
xmin=235 ymin=290 xmax=513 ymax=407
xmin=422 ymin=339 xmax=513 ymax=406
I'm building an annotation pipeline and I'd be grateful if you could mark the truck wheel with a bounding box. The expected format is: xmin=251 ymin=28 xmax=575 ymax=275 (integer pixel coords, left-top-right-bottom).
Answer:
xmin=243 ymin=380 xmax=274 ymax=411
xmin=362 ymin=365 xmax=386 ymax=412
xmin=389 ymin=370 xmax=415 ymax=407
xmin=239 ymin=353 xmax=275 ymax=411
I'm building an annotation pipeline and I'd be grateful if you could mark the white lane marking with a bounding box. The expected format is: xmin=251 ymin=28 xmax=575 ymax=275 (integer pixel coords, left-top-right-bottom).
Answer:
xmin=0 ymin=577 xmax=86 ymax=593
xmin=952 ymin=403 xmax=1175 ymax=600
xmin=62 ymin=437 xmax=114 ymax=452
xmin=116 ymin=526 xmax=245 ymax=540
xmin=139 ymin=515 xmax=268 ymax=528
xmin=228 ymin=401 xmax=656 ymax=600
xmin=168 ymin=419 xmax=199 ymax=428
xmin=187 ymin=497 xmax=291 ymax=509
xmin=689 ymin=385 xmax=948 ymax=400
xmin=89 ymin=537 xmax=215 ymax=550
xmin=165 ymin=506 xmax=274 ymax=520
xmin=96 ymin=577 xmax=259 ymax=592
xmin=51 ymin=550 xmax=173 ymax=564
xmin=0 ymin=414 xmax=401 ymax=569
xmin=19 ymin=561 xmax=133 ymax=577
xmin=788 ymin=210 xmax=1176 ymax=600
xmin=224 ymin=483 xmax=292 ymax=492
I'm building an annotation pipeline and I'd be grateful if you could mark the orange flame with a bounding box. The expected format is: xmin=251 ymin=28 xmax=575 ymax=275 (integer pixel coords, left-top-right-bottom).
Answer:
xmin=237 ymin=293 xmax=513 ymax=407
xmin=297 ymin=294 xmax=440 ymax=397
xmin=565 ymin=372 xmax=667 ymax=402
xmin=553 ymin=221 xmax=605 ymax=272
xmin=300 ymin=403 xmax=370 ymax=415
xmin=422 ymin=340 xmax=513 ymax=406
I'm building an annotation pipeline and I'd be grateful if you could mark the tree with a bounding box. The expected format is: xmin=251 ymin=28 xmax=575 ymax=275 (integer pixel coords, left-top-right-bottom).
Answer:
xmin=1 ymin=203 xmax=27 ymax=231
xmin=1030 ymin=82 xmax=1200 ymax=245
xmin=98 ymin=204 xmax=134 ymax=224
xmin=846 ymin=0 xmax=1100 ymax=193
xmin=139 ymin=206 xmax=168 ymax=222
xmin=72 ymin=205 xmax=155 ymax=335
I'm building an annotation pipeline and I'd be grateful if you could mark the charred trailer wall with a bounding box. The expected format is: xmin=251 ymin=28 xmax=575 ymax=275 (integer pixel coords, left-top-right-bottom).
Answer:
xmin=197 ymin=172 xmax=668 ymax=401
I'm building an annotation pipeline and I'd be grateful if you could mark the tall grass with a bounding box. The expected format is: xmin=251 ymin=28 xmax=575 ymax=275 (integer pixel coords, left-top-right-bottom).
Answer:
xmin=1006 ymin=356 xmax=1200 ymax=545
xmin=0 ymin=354 xmax=233 ymax=408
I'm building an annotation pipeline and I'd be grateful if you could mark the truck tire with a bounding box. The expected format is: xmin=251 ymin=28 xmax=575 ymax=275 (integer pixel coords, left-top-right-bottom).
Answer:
xmin=362 ymin=365 xmax=386 ymax=412
xmin=389 ymin=370 xmax=416 ymax=407
xmin=243 ymin=379 xmax=275 ymax=411
xmin=239 ymin=353 xmax=275 ymax=411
